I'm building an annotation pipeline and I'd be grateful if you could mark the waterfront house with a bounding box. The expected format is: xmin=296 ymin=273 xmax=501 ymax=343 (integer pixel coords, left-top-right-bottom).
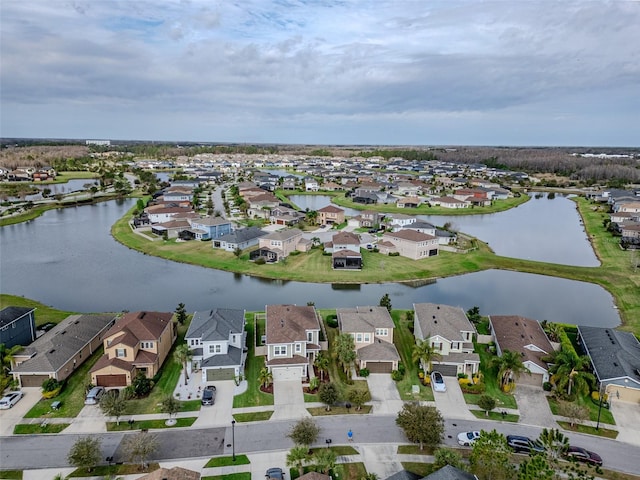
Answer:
xmin=189 ymin=217 xmax=233 ymax=241
xmin=382 ymin=230 xmax=439 ymax=260
xmin=0 ymin=306 xmax=36 ymax=349
xmin=213 ymin=226 xmax=266 ymax=252
xmin=251 ymin=228 xmax=305 ymax=262
xmin=318 ymin=205 xmax=345 ymax=226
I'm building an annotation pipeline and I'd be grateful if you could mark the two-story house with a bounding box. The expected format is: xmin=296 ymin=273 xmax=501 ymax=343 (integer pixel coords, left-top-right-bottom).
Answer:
xmin=185 ymin=308 xmax=247 ymax=382
xmin=413 ymin=303 xmax=479 ymax=377
xmin=325 ymin=231 xmax=362 ymax=269
xmin=90 ymin=311 xmax=176 ymax=388
xmin=251 ymin=228 xmax=306 ymax=262
xmin=382 ymin=230 xmax=439 ymax=260
xmin=318 ymin=205 xmax=345 ymax=226
xmin=337 ymin=306 xmax=400 ymax=373
xmin=304 ymin=177 xmax=319 ymax=192
xmin=189 ymin=217 xmax=233 ymax=241
xmin=265 ymin=304 xmax=323 ymax=381
xmin=213 ymin=226 xmax=267 ymax=252
xmin=0 ymin=306 xmax=36 ymax=349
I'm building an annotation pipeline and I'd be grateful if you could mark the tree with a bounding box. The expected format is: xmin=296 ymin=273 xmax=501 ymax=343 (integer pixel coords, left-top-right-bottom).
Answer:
xmin=174 ymin=344 xmax=193 ymax=385
xmin=318 ymin=382 xmax=340 ymax=411
xmin=490 ymin=349 xmax=529 ymax=392
xmin=518 ymin=455 xmax=555 ymax=480
xmin=466 ymin=306 xmax=481 ymax=324
xmin=478 ymin=395 xmax=496 ymax=417
xmin=347 ymin=388 xmax=369 ymax=411
xmin=412 ymin=337 xmax=442 ymax=373
xmin=258 ymin=367 xmax=273 ymax=389
xmin=131 ymin=372 xmax=153 ymax=397
xmin=67 ymin=436 xmax=101 ymax=473
xmin=395 ymin=403 xmax=444 ymax=451
xmin=434 ymin=447 xmax=463 ymax=469
xmin=379 ymin=293 xmax=392 ymax=312
xmin=557 ymin=401 xmax=589 ymax=427
xmin=0 ymin=344 xmax=22 ymax=376
xmin=469 ymin=430 xmax=515 ymax=480
xmin=100 ymin=390 xmax=130 ymax=425
xmin=123 ymin=431 xmax=159 ymax=470
xmin=287 ymin=417 xmax=320 ymax=447
xmin=160 ymin=395 xmax=182 ymax=424
xmin=314 ymin=352 xmax=329 ymax=382
xmin=538 ymin=428 xmax=569 ymax=462
xmin=312 ymin=447 xmax=337 ymax=475
xmin=175 ymin=303 xmax=187 ymax=325
xmin=333 ymin=333 xmax=356 ymax=374
xmin=286 ymin=445 xmax=309 ymax=477
xmin=549 ymin=349 xmax=594 ymax=397
xmin=233 ymin=247 xmax=242 ymax=259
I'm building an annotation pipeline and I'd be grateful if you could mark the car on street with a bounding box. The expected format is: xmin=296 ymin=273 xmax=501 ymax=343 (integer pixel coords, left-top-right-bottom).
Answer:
xmin=564 ymin=446 xmax=603 ymax=466
xmin=266 ymin=467 xmax=284 ymax=480
xmin=0 ymin=391 xmax=24 ymax=409
xmin=201 ymin=385 xmax=216 ymax=406
xmin=457 ymin=430 xmax=481 ymax=446
xmin=507 ymin=435 xmax=545 ymax=454
xmin=431 ymin=371 xmax=447 ymax=392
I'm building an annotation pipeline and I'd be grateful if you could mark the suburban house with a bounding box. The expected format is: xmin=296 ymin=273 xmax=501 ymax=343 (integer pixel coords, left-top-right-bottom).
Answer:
xmin=145 ymin=204 xmax=195 ymax=224
xmin=251 ymin=228 xmax=305 ymax=262
xmin=401 ymin=220 xmax=436 ymax=236
xmin=0 ymin=306 xmax=36 ymax=349
xmin=488 ymin=315 xmax=555 ymax=386
xmin=213 ymin=226 xmax=266 ymax=252
xmin=577 ymin=326 xmax=640 ymax=403
xmin=189 ymin=217 xmax=233 ymax=241
xmin=304 ymin=177 xmax=320 ymax=191
xmin=137 ymin=467 xmax=200 ymax=480
xmin=396 ymin=196 xmax=422 ymax=208
xmin=431 ymin=196 xmax=469 ymax=209
xmin=387 ymin=213 xmax=417 ymax=230
xmin=185 ymin=308 xmax=247 ymax=382
xmin=382 ymin=230 xmax=439 ymax=260
xmin=90 ymin=311 xmax=176 ymax=388
xmin=270 ymin=206 xmax=304 ymax=226
xmin=318 ymin=205 xmax=345 ymax=226
xmin=162 ymin=187 xmax=194 ymax=203
xmin=413 ymin=303 xmax=479 ymax=377
xmin=325 ymin=231 xmax=362 ymax=269
xmin=264 ymin=304 xmax=323 ymax=380
xmin=11 ymin=314 xmax=117 ymax=387
xmin=357 ymin=210 xmax=382 ymax=228
xmin=247 ymin=193 xmax=280 ymax=219
xmin=336 ymin=306 xmax=400 ymax=373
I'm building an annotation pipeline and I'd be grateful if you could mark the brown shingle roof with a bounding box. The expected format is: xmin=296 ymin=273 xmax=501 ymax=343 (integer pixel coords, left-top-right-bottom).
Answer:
xmin=105 ymin=311 xmax=173 ymax=343
xmin=266 ymin=305 xmax=319 ymax=344
xmin=489 ymin=315 xmax=553 ymax=370
xmin=332 ymin=231 xmax=360 ymax=245
xmin=138 ymin=467 xmax=200 ymax=480
xmin=318 ymin=205 xmax=344 ymax=213
xmin=385 ymin=230 xmax=435 ymax=242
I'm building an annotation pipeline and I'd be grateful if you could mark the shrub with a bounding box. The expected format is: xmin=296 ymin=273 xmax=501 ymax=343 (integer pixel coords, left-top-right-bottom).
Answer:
xmin=458 ymin=378 xmax=472 ymax=387
xmin=42 ymin=378 xmax=62 ymax=392
xmin=254 ymin=257 xmax=266 ymax=265
xmin=457 ymin=373 xmax=468 ymax=379
xmin=391 ymin=369 xmax=403 ymax=382
xmin=543 ymin=381 xmax=552 ymax=392
xmin=591 ymin=391 xmax=610 ymax=409
xmin=460 ymin=382 xmax=486 ymax=394
xmin=42 ymin=387 xmax=62 ymax=399
xmin=359 ymin=368 xmax=370 ymax=378
xmin=326 ymin=316 xmax=338 ymax=328
xmin=397 ymin=362 xmax=406 ymax=376
xmin=389 ymin=252 xmax=400 ymax=256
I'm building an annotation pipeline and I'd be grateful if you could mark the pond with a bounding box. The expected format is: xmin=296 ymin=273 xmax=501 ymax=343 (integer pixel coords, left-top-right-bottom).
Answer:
xmin=0 ymin=199 xmax=619 ymax=327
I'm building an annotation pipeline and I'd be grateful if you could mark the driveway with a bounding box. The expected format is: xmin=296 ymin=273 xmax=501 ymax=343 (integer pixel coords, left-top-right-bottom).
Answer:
xmin=192 ymin=380 xmax=235 ymax=428
xmin=0 ymin=387 xmax=41 ymax=436
xmin=611 ymin=400 xmax=640 ymax=446
xmin=366 ymin=374 xmax=403 ymax=415
xmin=432 ymin=377 xmax=475 ymax=420
xmin=64 ymin=403 xmax=107 ymax=433
xmin=513 ymin=385 xmax=553 ymax=427
xmin=271 ymin=379 xmax=309 ymax=420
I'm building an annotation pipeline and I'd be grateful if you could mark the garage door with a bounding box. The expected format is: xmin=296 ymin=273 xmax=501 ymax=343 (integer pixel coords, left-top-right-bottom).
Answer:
xmin=366 ymin=362 xmax=393 ymax=374
xmin=96 ymin=374 xmax=127 ymax=387
xmin=206 ymin=368 xmax=235 ymax=382
xmin=272 ymin=366 xmax=303 ymax=381
xmin=20 ymin=374 xmax=50 ymax=387
xmin=432 ymin=364 xmax=458 ymax=377
xmin=518 ymin=372 xmax=543 ymax=387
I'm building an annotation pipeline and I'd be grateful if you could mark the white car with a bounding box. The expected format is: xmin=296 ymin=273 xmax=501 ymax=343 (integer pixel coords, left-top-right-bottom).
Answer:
xmin=430 ymin=371 xmax=447 ymax=392
xmin=0 ymin=391 xmax=24 ymax=409
xmin=457 ymin=430 xmax=481 ymax=446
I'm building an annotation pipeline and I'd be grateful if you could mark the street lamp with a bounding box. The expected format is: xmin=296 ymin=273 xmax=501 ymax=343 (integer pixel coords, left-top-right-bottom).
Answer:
xmin=231 ymin=420 xmax=236 ymax=461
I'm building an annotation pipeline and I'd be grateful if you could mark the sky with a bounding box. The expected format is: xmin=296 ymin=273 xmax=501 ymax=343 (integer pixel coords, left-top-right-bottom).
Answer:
xmin=1 ymin=0 xmax=639 ymax=147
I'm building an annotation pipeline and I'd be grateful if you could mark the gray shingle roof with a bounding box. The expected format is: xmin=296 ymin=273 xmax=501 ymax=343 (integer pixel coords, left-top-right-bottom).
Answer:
xmin=201 ymin=345 xmax=243 ymax=367
xmin=358 ymin=339 xmax=400 ymax=362
xmin=578 ymin=326 xmax=640 ymax=384
xmin=423 ymin=465 xmax=477 ymax=480
xmin=414 ymin=303 xmax=475 ymax=341
xmin=218 ymin=227 xmax=266 ymax=244
xmin=186 ymin=308 xmax=245 ymax=342
xmin=0 ymin=307 xmax=35 ymax=328
xmin=337 ymin=306 xmax=394 ymax=333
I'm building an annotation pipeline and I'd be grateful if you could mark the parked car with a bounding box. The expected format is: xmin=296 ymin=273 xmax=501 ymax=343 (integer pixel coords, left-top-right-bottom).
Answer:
xmin=201 ymin=385 xmax=216 ymax=406
xmin=507 ymin=435 xmax=545 ymax=454
xmin=266 ymin=468 xmax=284 ymax=480
xmin=0 ymin=391 xmax=24 ymax=409
xmin=564 ymin=446 xmax=603 ymax=466
xmin=457 ymin=430 xmax=481 ymax=446
xmin=84 ymin=386 xmax=105 ymax=405
xmin=430 ymin=371 xmax=447 ymax=392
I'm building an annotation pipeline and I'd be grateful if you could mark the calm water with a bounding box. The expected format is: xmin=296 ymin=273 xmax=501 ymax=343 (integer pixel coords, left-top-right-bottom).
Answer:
xmin=0 ymin=200 xmax=619 ymax=326
xmin=290 ymin=194 xmax=598 ymax=266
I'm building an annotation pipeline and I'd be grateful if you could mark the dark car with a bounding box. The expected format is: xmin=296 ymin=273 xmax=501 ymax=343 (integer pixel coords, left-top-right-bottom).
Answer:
xmin=201 ymin=385 xmax=216 ymax=406
xmin=564 ymin=446 xmax=603 ymax=466
xmin=266 ymin=468 xmax=284 ymax=480
xmin=507 ymin=435 xmax=545 ymax=454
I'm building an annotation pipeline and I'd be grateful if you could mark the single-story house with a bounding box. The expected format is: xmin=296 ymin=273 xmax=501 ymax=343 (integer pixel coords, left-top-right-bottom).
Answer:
xmin=213 ymin=226 xmax=267 ymax=252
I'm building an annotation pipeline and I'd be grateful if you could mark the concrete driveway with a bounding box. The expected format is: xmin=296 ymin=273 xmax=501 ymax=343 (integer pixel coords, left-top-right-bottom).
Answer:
xmin=193 ymin=380 xmax=235 ymax=428
xmin=0 ymin=387 xmax=41 ymax=436
xmin=366 ymin=374 xmax=403 ymax=415
xmin=513 ymin=385 xmax=552 ymax=427
xmin=64 ymin=403 xmax=107 ymax=433
xmin=611 ymin=400 xmax=640 ymax=446
xmin=271 ymin=379 xmax=309 ymax=420
xmin=432 ymin=377 xmax=475 ymax=420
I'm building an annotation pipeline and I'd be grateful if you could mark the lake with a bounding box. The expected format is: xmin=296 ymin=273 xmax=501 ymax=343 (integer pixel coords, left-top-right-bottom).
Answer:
xmin=0 ymin=199 xmax=620 ymax=327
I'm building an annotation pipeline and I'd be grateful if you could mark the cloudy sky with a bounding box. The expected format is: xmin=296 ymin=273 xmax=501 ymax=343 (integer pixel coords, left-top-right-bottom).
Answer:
xmin=1 ymin=1 xmax=639 ymax=146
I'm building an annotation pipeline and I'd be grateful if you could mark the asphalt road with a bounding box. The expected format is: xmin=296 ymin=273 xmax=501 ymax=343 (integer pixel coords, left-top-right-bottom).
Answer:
xmin=1 ymin=417 xmax=639 ymax=474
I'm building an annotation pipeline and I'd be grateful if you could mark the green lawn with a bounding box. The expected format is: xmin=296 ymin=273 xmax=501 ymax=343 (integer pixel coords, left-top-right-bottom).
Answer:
xmin=0 ymin=470 xmax=23 ymax=480
xmin=0 ymin=294 xmax=77 ymax=327
xmin=557 ymin=421 xmax=618 ymax=439
xmin=470 ymin=410 xmax=519 ymax=422
xmin=397 ymin=445 xmax=436 ymax=455
xmin=13 ymin=423 xmax=69 ymax=434
xmin=546 ymin=395 xmax=615 ymax=425
xmin=309 ymin=446 xmax=359 ymax=455
xmin=205 ymin=455 xmax=250 ymax=467
xmin=472 ymin=344 xmax=518 ymax=409
xmin=202 ymin=474 xmax=251 ymax=480
xmin=106 ymin=417 xmax=197 ymax=431
xmin=401 ymin=462 xmax=439 ymax=477
xmin=232 ymin=411 xmax=273 ymax=422
xmin=307 ymin=405 xmax=372 ymax=416
xmin=68 ymin=464 xmax=160 ymax=477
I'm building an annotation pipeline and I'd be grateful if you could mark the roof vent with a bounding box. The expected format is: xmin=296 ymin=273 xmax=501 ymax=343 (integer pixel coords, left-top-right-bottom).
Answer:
xmin=613 ymin=362 xmax=619 ymax=367
xmin=515 ymin=322 xmax=518 ymax=326
xmin=437 ymin=306 xmax=440 ymax=309
xmin=49 ymin=349 xmax=55 ymax=354
xmin=434 ymin=320 xmax=438 ymax=324
xmin=281 ymin=319 xmax=284 ymax=328
xmin=433 ymin=315 xmax=436 ymax=319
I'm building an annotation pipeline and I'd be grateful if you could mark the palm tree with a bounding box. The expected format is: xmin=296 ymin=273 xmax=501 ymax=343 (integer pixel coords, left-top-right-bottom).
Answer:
xmin=258 ymin=367 xmax=273 ymax=389
xmin=313 ymin=448 xmax=337 ymax=475
xmin=549 ymin=349 xmax=595 ymax=396
xmin=174 ymin=344 xmax=193 ymax=385
xmin=0 ymin=344 xmax=22 ymax=376
xmin=490 ymin=349 xmax=529 ymax=391
xmin=314 ymin=352 xmax=329 ymax=381
xmin=286 ymin=445 xmax=309 ymax=477
xmin=411 ymin=337 xmax=442 ymax=373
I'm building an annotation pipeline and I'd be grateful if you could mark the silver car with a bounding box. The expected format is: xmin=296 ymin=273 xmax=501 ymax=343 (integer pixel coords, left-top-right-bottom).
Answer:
xmin=0 ymin=391 xmax=24 ymax=409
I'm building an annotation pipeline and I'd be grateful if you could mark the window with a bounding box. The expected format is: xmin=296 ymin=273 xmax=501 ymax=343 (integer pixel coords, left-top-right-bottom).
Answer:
xmin=115 ymin=348 xmax=126 ymax=358
xmin=376 ymin=328 xmax=389 ymax=336
xmin=307 ymin=332 xmax=313 ymax=342
xmin=141 ymin=341 xmax=154 ymax=349
xmin=209 ymin=344 xmax=222 ymax=354
xmin=364 ymin=333 xmax=371 ymax=342
xmin=295 ymin=343 xmax=302 ymax=353
xmin=274 ymin=345 xmax=287 ymax=356
xmin=452 ymin=342 xmax=460 ymax=350
xmin=356 ymin=333 xmax=363 ymax=342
